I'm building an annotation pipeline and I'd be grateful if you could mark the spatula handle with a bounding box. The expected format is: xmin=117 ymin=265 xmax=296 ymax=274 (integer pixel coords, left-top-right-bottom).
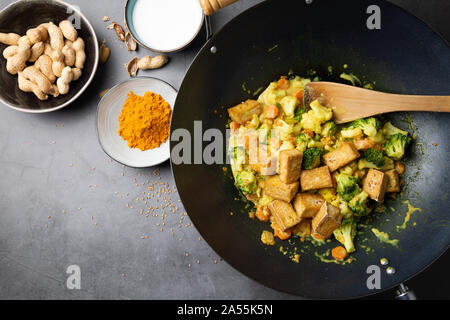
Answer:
xmin=382 ymin=94 xmax=450 ymax=113
xmin=199 ymin=0 xmax=239 ymax=15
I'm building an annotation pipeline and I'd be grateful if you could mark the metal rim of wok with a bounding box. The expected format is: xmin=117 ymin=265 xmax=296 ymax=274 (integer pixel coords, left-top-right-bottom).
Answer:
xmin=170 ymin=0 xmax=450 ymax=299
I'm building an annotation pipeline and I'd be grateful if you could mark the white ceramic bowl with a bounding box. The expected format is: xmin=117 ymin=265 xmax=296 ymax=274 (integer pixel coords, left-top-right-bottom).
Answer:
xmin=96 ymin=77 xmax=177 ymax=167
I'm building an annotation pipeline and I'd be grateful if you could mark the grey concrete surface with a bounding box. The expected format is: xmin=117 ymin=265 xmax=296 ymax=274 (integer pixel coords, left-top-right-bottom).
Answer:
xmin=0 ymin=0 xmax=448 ymax=300
xmin=0 ymin=0 xmax=300 ymax=300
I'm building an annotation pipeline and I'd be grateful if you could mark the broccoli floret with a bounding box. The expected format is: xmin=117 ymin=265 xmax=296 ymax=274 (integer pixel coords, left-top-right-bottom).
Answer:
xmin=295 ymin=133 xmax=312 ymax=152
xmin=384 ymin=133 xmax=412 ymax=161
xmin=229 ymin=146 xmax=246 ymax=160
xmin=338 ymin=201 xmax=354 ymax=219
xmin=333 ymin=218 xmax=357 ymax=253
xmin=292 ymin=106 xmax=307 ymax=122
xmin=351 ymin=117 xmax=381 ymax=137
xmin=363 ymin=148 xmax=385 ymax=167
xmin=336 ymin=173 xmax=360 ymax=202
xmin=321 ymin=121 xmax=338 ymax=137
xmin=382 ymin=121 xmax=409 ymax=137
xmin=257 ymin=124 xmax=272 ymax=145
xmin=348 ymin=191 xmax=371 ymax=216
xmin=302 ymin=148 xmax=322 ymax=170
xmin=358 ymin=157 xmax=394 ymax=171
xmin=236 ymin=171 xmax=258 ymax=195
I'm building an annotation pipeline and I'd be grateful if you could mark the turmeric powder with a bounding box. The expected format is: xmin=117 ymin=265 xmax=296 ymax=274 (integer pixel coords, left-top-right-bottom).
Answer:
xmin=118 ymin=91 xmax=171 ymax=151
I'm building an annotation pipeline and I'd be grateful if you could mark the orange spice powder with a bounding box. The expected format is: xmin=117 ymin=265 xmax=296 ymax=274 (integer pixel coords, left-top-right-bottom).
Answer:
xmin=118 ymin=91 xmax=172 ymax=151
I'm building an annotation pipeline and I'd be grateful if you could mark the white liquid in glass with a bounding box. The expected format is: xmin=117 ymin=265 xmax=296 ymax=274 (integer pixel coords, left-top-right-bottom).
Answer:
xmin=132 ymin=0 xmax=204 ymax=51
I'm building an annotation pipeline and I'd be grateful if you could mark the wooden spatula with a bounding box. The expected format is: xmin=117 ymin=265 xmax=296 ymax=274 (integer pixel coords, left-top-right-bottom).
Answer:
xmin=303 ymin=82 xmax=450 ymax=124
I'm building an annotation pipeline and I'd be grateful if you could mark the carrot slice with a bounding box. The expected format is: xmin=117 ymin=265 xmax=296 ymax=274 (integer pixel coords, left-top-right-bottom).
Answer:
xmin=277 ymin=77 xmax=290 ymax=90
xmin=255 ymin=206 xmax=270 ymax=222
xmin=265 ymin=104 xmax=279 ymax=119
xmin=274 ymin=227 xmax=292 ymax=240
xmin=244 ymin=134 xmax=258 ymax=150
xmin=296 ymin=89 xmax=304 ymax=102
xmin=230 ymin=121 xmax=240 ymax=132
xmin=332 ymin=246 xmax=348 ymax=261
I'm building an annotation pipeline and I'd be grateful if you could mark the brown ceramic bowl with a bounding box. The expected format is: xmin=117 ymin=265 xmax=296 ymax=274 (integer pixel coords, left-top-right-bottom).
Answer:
xmin=0 ymin=0 xmax=99 ymax=113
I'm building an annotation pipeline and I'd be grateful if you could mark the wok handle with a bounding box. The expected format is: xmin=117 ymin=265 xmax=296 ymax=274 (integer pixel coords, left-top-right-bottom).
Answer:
xmin=395 ymin=283 xmax=417 ymax=300
xmin=199 ymin=0 xmax=240 ymax=15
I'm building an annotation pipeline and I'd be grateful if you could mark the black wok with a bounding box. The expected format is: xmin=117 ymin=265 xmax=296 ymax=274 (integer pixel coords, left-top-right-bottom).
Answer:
xmin=170 ymin=0 xmax=450 ymax=299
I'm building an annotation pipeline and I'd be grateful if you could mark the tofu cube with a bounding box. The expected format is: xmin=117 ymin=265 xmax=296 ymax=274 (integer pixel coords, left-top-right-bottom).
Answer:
xmin=385 ymin=169 xmax=401 ymax=193
xmin=291 ymin=219 xmax=311 ymax=237
xmin=353 ymin=138 xmax=376 ymax=151
xmin=363 ymin=169 xmax=389 ymax=202
xmin=279 ymin=149 xmax=303 ymax=184
xmin=323 ymin=142 xmax=360 ymax=172
xmin=227 ymin=99 xmax=263 ymax=124
xmin=293 ymin=193 xmax=325 ymax=218
xmin=312 ymin=202 xmax=342 ymax=239
xmin=300 ymin=166 xmax=333 ymax=191
xmin=264 ymin=175 xmax=299 ymax=202
xmin=268 ymin=200 xmax=301 ymax=231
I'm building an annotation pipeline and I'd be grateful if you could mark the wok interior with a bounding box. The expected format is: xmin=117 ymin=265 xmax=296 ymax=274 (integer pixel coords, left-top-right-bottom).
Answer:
xmin=171 ymin=0 xmax=450 ymax=298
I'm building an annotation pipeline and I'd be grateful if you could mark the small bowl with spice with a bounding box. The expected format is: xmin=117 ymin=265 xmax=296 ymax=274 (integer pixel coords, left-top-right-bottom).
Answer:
xmin=97 ymin=77 xmax=176 ymax=167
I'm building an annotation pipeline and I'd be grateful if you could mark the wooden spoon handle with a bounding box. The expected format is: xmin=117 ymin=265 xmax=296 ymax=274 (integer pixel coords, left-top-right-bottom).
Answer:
xmin=199 ymin=0 xmax=240 ymax=15
xmin=307 ymin=82 xmax=450 ymax=123
xmin=376 ymin=94 xmax=450 ymax=113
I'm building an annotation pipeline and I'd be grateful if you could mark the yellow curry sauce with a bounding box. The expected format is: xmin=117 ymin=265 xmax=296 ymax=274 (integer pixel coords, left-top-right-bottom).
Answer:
xmin=227 ymin=76 xmax=416 ymax=261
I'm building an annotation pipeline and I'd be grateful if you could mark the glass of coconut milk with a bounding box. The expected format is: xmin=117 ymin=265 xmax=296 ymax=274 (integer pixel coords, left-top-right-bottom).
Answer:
xmin=125 ymin=0 xmax=205 ymax=53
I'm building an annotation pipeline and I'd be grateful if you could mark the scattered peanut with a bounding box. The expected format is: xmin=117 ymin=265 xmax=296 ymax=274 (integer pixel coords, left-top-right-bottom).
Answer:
xmin=99 ymin=88 xmax=110 ymax=99
xmin=22 ymin=66 xmax=55 ymax=95
xmin=18 ymin=71 xmax=48 ymax=100
xmin=137 ymin=55 xmax=168 ymax=70
xmin=43 ymin=43 xmax=55 ymax=56
xmin=125 ymin=57 xmax=139 ymax=77
xmin=56 ymin=66 xmax=73 ymax=94
xmin=51 ymin=50 xmax=65 ymax=77
xmin=6 ymin=36 xmax=30 ymax=75
xmin=3 ymin=45 xmax=18 ymax=59
xmin=99 ymin=40 xmax=110 ymax=64
xmin=48 ymin=22 xmax=64 ymax=51
xmin=124 ymin=31 xmax=137 ymax=51
xmin=71 ymin=67 xmax=82 ymax=81
xmin=28 ymin=41 xmax=45 ymax=63
xmin=62 ymin=40 xmax=76 ymax=67
xmin=59 ymin=20 xmax=78 ymax=42
xmin=108 ymin=22 xmax=125 ymax=41
xmin=0 ymin=32 xmax=20 ymax=46
xmin=26 ymin=27 xmax=42 ymax=45
xmin=72 ymin=37 xmax=86 ymax=69
xmin=36 ymin=24 xmax=49 ymax=42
